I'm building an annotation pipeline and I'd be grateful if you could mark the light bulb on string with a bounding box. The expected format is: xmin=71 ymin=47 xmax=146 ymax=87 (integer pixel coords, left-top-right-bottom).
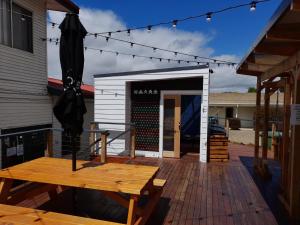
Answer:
xmin=130 ymin=42 xmax=134 ymax=48
xmin=108 ymin=32 xmax=112 ymax=37
xmin=168 ymin=59 xmax=171 ymax=63
xmin=52 ymin=23 xmax=55 ymax=28
xmin=178 ymin=60 xmax=181 ymax=64
xmin=94 ymin=33 xmax=98 ymax=39
xmin=206 ymin=13 xmax=212 ymax=22
xmin=194 ymin=56 xmax=198 ymax=60
xmin=147 ymin=25 xmax=152 ymax=33
xmin=106 ymin=37 xmax=109 ymax=42
xmin=172 ymin=20 xmax=178 ymax=28
xmin=116 ymin=52 xmax=119 ymax=56
xmin=153 ymin=48 xmax=157 ymax=53
xmin=174 ymin=52 xmax=178 ymax=57
xmin=132 ymin=55 xmax=135 ymax=59
xmin=127 ymin=29 xmax=131 ymax=36
xmin=250 ymin=1 xmax=257 ymax=11
xmin=100 ymin=50 xmax=103 ymax=54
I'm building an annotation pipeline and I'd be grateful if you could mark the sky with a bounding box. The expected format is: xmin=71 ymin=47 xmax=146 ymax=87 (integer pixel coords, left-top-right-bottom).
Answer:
xmin=47 ymin=0 xmax=282 ymax=92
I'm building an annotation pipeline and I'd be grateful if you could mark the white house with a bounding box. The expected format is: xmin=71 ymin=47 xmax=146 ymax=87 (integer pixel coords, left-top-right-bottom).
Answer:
xmin=0 ymin=0 xmax=79 ymax=168
xmin=94 ymin=66 xmax=210 ymax=162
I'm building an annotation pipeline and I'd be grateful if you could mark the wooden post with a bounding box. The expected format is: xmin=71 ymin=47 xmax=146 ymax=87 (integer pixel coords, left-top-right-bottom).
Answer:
xmin=45 ymin=130 xmax=53 ymax=157
xmin=130 ymin=127 xmax=136 ymax=158
xmin=255 ymin=76 xmax=262 ymax=167
xmin=263 ymin=88 xmax=270 ymax=161
xmin=281 ymin=78 xmax=291 ymax=195
xmin=289 ymin=75 xmax=300 ymax=221
xmin=101 ymin=131 xmax=109 ymax=163
xmin=271 ymin=123 xmax=278 ymax=160
xmin=89 ymin=123 xmax=96 ymax=155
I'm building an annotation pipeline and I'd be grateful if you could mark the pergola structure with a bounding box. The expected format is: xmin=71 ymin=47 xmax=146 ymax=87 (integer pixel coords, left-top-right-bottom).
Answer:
xmin=237 ymin=0 xmax=300 ymax=221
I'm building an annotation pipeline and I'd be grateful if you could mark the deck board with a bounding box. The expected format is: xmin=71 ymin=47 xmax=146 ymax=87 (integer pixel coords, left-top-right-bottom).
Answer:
xmin=13 ymin=144 xmax=280 ymax=225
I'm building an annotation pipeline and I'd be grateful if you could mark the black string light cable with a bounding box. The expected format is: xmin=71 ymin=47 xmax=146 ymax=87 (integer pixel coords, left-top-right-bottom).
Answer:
xmin=44 ymin=38 xmax=237 ymax=68
xmin=44 ymin=37 xmax=237 ymax=65
xmin=48 ymin=0 xmax=270 ymax=35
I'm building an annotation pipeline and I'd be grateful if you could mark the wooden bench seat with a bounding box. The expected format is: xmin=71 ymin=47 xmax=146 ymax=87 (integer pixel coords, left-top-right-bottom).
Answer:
xmin=0 ymin=204 xmax=122 ymax=225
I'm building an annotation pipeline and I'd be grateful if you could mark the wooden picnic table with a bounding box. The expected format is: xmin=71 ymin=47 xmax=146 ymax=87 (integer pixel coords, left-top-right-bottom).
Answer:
xmin=0 ymin=157 xmax=165 ymax=225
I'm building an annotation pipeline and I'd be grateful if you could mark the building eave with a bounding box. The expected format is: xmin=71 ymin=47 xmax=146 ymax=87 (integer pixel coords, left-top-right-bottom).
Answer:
xmin=237 ymin=0 xmax=300 ymax=79
xmin=46 ymin=0 xmax=79 ymax=14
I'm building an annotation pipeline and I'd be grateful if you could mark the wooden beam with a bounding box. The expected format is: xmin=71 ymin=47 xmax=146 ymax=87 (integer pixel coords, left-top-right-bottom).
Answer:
xmin=261 ymin=50 xmax=300 ymax=81
xmin=292 ymin=0 xmax=300 ymax=11
xmin=255 ymin=42 xmax=299 ymax=56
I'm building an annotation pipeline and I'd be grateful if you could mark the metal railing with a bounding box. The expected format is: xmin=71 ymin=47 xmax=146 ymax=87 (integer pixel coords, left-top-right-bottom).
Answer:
xmin=0 ymin=122 xmax=136 ymax=168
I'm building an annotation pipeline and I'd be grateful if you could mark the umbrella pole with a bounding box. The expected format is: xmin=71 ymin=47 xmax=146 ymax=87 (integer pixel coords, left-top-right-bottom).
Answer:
xmin=72 ymin=135 xmax=77 ymax=171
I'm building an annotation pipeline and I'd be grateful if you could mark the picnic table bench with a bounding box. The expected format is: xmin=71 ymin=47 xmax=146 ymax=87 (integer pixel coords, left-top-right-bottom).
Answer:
xmin=0 ymin=157 xmax=166 ymax=225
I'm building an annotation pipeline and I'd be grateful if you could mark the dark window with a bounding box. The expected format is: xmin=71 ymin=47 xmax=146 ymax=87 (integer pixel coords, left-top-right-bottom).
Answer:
xmin=0 ymin=0 xmax=12 ymax=47
xmin=0 ymin=0 xmax=33 ymax=52
xmin=12 ymin=3 xmax=33 ymax=52
xmin=226 ymin=107 xmax=234 ymax=118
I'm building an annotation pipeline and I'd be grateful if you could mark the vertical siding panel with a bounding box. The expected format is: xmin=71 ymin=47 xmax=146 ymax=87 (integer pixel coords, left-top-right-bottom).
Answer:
xmin=0 ymin=0 xmax=51 ymax=129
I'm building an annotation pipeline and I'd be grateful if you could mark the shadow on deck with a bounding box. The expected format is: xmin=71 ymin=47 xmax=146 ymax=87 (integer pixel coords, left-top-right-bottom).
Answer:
xmin=17 ymin=143 xmax=292 ymax=225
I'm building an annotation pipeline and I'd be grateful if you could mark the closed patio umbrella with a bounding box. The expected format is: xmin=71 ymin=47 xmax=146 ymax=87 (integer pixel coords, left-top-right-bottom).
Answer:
xmin=53 ymin=13 xmax=87 ymax=171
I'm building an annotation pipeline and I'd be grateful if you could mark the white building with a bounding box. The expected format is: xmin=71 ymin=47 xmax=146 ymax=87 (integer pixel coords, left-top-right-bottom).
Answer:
xmin=0 ymin=0 xmax=79 ymax=168
xmin=94 ymin=66 xmax=210 ymax=162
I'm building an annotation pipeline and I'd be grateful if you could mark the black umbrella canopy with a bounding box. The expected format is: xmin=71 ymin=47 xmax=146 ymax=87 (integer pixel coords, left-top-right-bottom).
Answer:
xmin=53 ymin=13 xmax=87 ymax=137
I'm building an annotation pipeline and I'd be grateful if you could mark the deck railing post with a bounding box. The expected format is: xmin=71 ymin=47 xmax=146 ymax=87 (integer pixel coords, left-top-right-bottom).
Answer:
xmin=45 ymin=130 xmax=53 ymax=157
xmin=89 ymin=122 xmax=96 ymax=155
xmin=130 ymin=127 xmax=136 ymax=158
xmin=101 ymin=131 xmax=109 ymax=163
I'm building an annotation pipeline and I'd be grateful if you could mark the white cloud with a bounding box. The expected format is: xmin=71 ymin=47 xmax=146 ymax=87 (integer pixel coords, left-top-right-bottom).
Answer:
xmin=47 ymin=8 xmax=256 ymax=92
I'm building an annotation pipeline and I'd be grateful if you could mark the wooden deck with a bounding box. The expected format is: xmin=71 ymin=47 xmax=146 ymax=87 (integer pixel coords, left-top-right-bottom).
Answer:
xmin=15 ymin=143 xmax=283 ymax=225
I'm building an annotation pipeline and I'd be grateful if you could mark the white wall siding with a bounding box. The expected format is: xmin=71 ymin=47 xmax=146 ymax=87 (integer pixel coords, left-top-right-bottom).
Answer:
xmin=94 ymin=68 xmax=210 ymax=160
xmin=0 ymin=0 xmax=51 ymax=129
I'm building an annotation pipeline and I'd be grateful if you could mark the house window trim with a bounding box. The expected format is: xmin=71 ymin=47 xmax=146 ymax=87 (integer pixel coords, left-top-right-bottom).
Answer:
xmin=0 ymin=0 xmax=34 ymax=54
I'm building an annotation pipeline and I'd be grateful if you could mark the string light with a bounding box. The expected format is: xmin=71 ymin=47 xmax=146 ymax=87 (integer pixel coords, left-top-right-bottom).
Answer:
xmin=45 ymin=38 xmax=238 ymax=67
xmin=206 ymin=13 xmax=212 ymax=22
xmin=250 ymin=1 xmax=257 ymax=11
xmin=48 ymin=0 xmax=271 ymax=36
xmin=45 ymin=36 xmax=237 ymax=65
xmin=94 ymin=33 xmax=98 ymax=39
xmin=127 ymin=29 xmax=131 ymax=36
xmin=172 ymin=20 xmax=178 ymax=28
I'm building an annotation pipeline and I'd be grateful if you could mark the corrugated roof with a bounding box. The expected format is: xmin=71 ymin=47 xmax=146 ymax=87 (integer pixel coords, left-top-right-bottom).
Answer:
xmin=48 ymin=77 xmax=94 ymax=98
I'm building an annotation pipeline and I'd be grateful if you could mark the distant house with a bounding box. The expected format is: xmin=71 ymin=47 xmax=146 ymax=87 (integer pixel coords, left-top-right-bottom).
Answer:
xmin=209 ymin=92 xmax=284 ymax=128
xmin=47 ymin=78 xmax=94 ymax=157
xmin=94 ymin=66 xmax=210 ymax=162
xmin=0 ymin=0 xmax=79 ymax=168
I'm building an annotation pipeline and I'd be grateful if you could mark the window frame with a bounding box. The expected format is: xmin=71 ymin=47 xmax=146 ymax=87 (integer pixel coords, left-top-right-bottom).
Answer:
xmin=0 ymin=0 xmax=34 ymax=53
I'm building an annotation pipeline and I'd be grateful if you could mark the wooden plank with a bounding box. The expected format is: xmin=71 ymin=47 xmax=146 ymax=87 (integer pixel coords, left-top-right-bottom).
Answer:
xmin=0 ymin=204 xmax=121 ymax=225
xmin=0 ymin=178 xmax=13 ymax=203
xmin=127 ymin=195 xmax=138 ymax=225
xmin=261 ymin=50 xmax=300 ymax=81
